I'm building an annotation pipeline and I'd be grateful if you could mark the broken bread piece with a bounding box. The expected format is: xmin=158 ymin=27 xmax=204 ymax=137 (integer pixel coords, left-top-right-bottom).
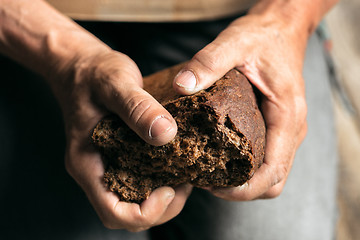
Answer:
xmin=92 ymin=64 xmax=266 ymax=203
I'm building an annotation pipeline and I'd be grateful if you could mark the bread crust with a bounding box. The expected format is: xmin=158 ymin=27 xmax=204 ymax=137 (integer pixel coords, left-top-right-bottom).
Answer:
xmin=92 ymin=64 xmax=266 ymax=203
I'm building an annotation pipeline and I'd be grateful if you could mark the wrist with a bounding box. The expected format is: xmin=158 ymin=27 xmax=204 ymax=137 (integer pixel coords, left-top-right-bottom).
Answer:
xmin=247 ymin=0 xmax=333 ymax=40
xmin=0 ymin=0 xmax=111 ymax=86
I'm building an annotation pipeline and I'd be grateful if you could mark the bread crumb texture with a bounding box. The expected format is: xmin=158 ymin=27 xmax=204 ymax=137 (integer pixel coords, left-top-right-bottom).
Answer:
xmin=92 ymin=69 xmax=265 ymax=203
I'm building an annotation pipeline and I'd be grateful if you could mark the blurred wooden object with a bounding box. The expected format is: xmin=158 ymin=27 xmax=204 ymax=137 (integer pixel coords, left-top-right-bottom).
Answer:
xmin=326 ymin=1 xmax=360 ymax=239
xmin=45 ymin=0 xmax=254 ymax=22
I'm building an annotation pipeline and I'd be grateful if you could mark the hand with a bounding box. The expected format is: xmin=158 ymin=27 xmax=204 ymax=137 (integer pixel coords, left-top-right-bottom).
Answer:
xmin=173 ymin=13 xmax=308 ymax=200
xmin=53 ymin=48 xmax=192 ymax=231
xmin=1 ymin=0 xmax=192 ymax=231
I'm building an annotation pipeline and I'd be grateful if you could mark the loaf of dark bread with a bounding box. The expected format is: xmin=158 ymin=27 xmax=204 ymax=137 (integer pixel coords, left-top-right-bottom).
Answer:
xmin=92 ymin=64 xmax=266 ymax=203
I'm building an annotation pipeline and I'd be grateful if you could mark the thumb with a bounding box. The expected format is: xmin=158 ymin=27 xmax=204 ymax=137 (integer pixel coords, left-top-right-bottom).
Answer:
xmin=118 ymin=85 xmax=177 ymax=146
xmin=100 ymin=74 xmax=177 ymax=146
xmin=173 ymin=39 xmax=238 ymax=95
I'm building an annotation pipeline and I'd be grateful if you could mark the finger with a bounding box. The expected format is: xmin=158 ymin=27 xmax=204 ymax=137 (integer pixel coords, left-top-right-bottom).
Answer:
xmin=126 ymin=186 xmax=176 ymax=232
xmin=256 ymin=151 xmax=297 ymax=200
xmin=154 ymin=184 xmax=193 ymax=226
xmin=66 ymin=135 xmax=189 ymax=232
xmin=99 ymin=188 xmax=175 ymax=231
xmin=126 ymin=184 xmax=192 ymax=231
xmin=124 ymin=184 xmax=192 ymax=230
xmin=74 ymin=155 xmax=177 ymax=231
xmin=100 ymin=75 xmax=177 ymax=147
xmin=211 ymin=117 xmax=304 ymax=201
xmin=210 ymin=161 xmax=286 ymax=201
xmin=95 ymin=184 xmax=191 ymax=232
xmin=210 ymin=106 xmax=297 ymax=201
xmin=257 ymin=121 xmax=307 ymax=199
xmin=96 ymin=185 xmax=190 ymax=232
xmin=116 ymin=87 xmax=177 ymax=146
xmin=173 ymin=33 xmax=239 ymax=95
xmin=258 ymin=178 xmax=287 ymax=199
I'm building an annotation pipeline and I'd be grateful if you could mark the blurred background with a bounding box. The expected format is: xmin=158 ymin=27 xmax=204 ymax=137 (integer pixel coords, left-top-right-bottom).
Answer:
xmin=325 ymin=0 xmax=360 ymax=239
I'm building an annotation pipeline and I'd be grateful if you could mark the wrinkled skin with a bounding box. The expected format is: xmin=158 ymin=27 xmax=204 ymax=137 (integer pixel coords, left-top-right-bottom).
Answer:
xmin=0 ymin=0 xmax=338 ymax=232
xmin=173 ymin=13 xmax=309 ymax=201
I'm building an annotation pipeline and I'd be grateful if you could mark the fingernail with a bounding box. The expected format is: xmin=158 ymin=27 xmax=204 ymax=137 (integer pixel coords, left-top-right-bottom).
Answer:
xmin=238 ymin=182 xmax=248 ymax=190
xmin=165 ymin=190 xmax=175 ymax=205
xmin=175 ymin=70 xmax=197 ymax=91
xmin=149 ymin=116 xmax=173 ymax=139
xmin=213 ymin=182 xmax=248 ymax=195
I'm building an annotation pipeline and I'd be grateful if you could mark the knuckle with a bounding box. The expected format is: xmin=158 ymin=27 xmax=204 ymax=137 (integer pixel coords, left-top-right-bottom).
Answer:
xmin=100 ymin=212 xmax=124 ymax=230
xmin=192 ymin=48 xmax=219 ymax=75
xmin=125 ymin=94 xmax=153 ymax=126
xmin=264 ymin=184 xmax=284 ymax=199
xmin=276 ymin=164 xmax=288 ymax=184
xmin=133 ymin=214 xmax=155 ymax=229
xmin=102 ymin=219 xmax=117 ymax=230
xmin=98 ymin=205 xmax=123 ymax=230
xmin=99 ymin=212 xmax=118 ymax=230
xmin=268 ymin=163 xmax=288 ymax=187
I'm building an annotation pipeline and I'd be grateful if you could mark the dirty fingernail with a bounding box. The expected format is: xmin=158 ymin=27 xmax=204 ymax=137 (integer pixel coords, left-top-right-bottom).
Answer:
xmin=175 ymin=70 xmax=197 ymax=91
xmin=149 ymin=116 xmax=173 ymax=139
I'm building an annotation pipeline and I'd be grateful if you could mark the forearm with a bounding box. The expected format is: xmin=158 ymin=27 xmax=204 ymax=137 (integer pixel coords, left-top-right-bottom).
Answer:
xmin=0 ymin=0 xmax=110 ymax=80
xmin=248 ymin=0 xmax=338 ymax=39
